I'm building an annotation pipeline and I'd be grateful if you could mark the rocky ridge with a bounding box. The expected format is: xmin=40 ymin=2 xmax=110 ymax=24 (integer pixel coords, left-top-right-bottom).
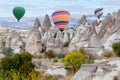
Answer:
xmin=0 ymin=10 xmax=120 ymax=56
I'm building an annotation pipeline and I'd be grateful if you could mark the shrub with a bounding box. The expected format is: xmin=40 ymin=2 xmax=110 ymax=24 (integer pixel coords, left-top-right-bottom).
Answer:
xmin=0 ymin=70 xmax=56 ymax=80
xmin=102 ymin=50 xmax=116 ymax=58
xmin=61 ymin=48 xmax=93 ymax=73
xmin=112 ymin=42 xmax=120 ymax=56
xmin=0 ymin=51 xmax=56 ymax=80
xmin=79 ymin=48 xmax=86 ymax=54
xmin=79 ymin=48 xmax=93 ymax=64
xmin=1 ymin=47 xmax=14 ymax=54
xmin=0 ymin=51 xmax=35 ymax=77
xmin=53 ymin=59 xmax=58 ymax=62
xmin=44 ymin=50 xmax=55 ymax=61
xmin=61 ymin=50 xmax=83 ymax=73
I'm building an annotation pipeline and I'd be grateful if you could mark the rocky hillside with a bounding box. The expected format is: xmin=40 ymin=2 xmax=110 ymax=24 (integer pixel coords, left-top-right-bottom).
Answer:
xmin=71 ymin=9 xmax=120 ymax=80
xmin=24 ymin=9 xmax=120 ymax=56
xmin=0 ymin=9 xmax=120 ymax=56
xmin=72 ymin=58 xmax=120 ymax=80
xmin=0 ymin=9 xmax=120 ymax=80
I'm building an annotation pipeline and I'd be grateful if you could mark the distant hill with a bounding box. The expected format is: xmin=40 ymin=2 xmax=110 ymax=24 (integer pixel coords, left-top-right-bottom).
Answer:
xmin=0 ymin=14 xmax=105 ymax=30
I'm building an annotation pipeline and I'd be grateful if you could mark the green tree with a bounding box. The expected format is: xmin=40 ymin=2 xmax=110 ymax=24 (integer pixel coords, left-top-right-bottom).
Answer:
xmin=1 ymin=47 xmax=14 ymax=54
xmin=112 ymin=42 xmax=120 ymax=56
xmin=61 ymin=50 xmax=83 ymax=73
xmin=61 ymin=48 xmax=93 ymax=73
xmin=0 ymin=51 xmax=56 ymax=80
xmin=0 ymin=51 xmax=35 ymax=77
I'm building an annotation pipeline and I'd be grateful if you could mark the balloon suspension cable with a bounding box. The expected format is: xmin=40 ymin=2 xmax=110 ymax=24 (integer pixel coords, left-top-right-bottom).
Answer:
xmin=18 ymin=20 xmax=20 ymax=22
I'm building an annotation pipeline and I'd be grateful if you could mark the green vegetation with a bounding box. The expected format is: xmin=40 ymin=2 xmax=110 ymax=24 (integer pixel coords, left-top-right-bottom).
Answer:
xmin=102 ymin=50 xmax=116 ymax=58
xmin=44 ymin=50 xmax=55 ymax=61
xmin=61 ymin=50 xmax=83 ymax=73
xmin=112 ymin=42 xmax=120 ymax=57
xmin=0 ymin=51 xmax=34 ymax=79
xmin=0 ymin=70 xmax=56 ymax=80
xmin=1 ymin=47 xmax=14 ymax=54
xmin=53 ymin=59 xmax=58 ymax=62
xmin=61 ymin=48 xmax=93 ymax=73
xmin=79 ymin=48 xmax=93 ymax=64
xmin=0 ymin=51 xmax=56 ymax=80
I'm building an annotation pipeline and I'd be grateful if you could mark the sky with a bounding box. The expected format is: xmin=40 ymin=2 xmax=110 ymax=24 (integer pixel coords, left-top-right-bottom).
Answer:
xmin=0 ymin=0 xmax=120 ymax=17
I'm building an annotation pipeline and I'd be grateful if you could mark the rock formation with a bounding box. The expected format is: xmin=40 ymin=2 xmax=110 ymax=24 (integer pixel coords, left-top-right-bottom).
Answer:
xmin=32 ymin=17 xmax=41 ymax=30
xmin=0 ymin=37 xmax=4 ymax=48
xmin=96 ymin=9 xmax=120 ymax=50
xmin=92 ymin=19 xmax=99 ymax=27
xmin=76 ymin=15 xmax=87 ymax=27
xmin=72 ymin=58 xmax=120 ymax=80
xmin=97 ymin=13 xmax=115 ymax=40
xmin=42 ymin=14 xmax=52 ymax=32
xmin=25 ymin=18 xmax=42 ymax=55
xmin=87 ymin=34 xmax=104 ymax=55
xmin=1 ymin=9 xmax=119 ymax=56
xmin=0 ymin=8 xmax=119 ymax=80
xmin=5 ymin=35 xmax=11 ymax=47
xmin=10 ymin=33 xmax=24 ymax=53
xmin=72 ymin=64 xmax=98 ymax=80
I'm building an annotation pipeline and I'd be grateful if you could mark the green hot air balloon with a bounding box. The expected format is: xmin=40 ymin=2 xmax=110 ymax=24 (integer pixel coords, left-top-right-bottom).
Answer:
xmin=13 ymin=7 xmax=25 ymax=22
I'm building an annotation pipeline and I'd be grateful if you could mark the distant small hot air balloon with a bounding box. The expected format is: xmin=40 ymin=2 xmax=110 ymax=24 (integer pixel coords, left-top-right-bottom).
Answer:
xmin=52 ymin=10 xmax=71 ymax=31
xmin=94 ymin=7 xmax=103 ymax=19
xmin=13 ymin=6 xmax=25 ymax=22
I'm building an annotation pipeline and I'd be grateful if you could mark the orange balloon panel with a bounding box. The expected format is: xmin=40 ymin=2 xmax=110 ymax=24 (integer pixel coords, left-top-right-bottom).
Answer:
xmin=52 ymin=14 xmax=70 ymax=21
xmin=55 ymin=23 xmax=68 ymax=28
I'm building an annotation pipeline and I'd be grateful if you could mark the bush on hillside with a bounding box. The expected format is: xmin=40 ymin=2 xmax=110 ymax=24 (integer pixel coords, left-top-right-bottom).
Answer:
xmin=0 ymin=51 xmax=35 ymax=77
xmin=112 ymin=42 xmax=120 ymax=57
xmin=102 ymin=50 xmax=116 ymax=58
xmin=61 ymin=50 xmax=83 ymax=73
xmin=61 ymin=48 xmax=93 ymax=73
xmin=53 ymin=59 xmax=58 ymax=62
xmin=0 ymin=51 xmax=57 ymax=80
xmin=0 ymin=70 xmax=56 ymax=80
xmin=79 ymin=48 xmax=86 ymax=54
xmin=79 ymin=48 xmax=93 ymax=63
xmin=44 ymin=50 xmax=55 ymax=61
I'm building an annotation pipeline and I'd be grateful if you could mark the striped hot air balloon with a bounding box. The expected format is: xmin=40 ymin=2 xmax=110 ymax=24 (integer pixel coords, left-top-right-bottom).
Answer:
xmin=52 ymin=10 xmax=71 ymax=31
xmin=94 ymin=7 xmax=103 ymax=19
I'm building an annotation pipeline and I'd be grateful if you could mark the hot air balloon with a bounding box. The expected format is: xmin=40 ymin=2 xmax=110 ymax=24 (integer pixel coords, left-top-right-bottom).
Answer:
xmin=94 ymin=7 xmax=103 ymax=19
xmin=52 ymin=10 xmax=71 ymax=31
xmin=13 ymin=7 xmax=25 ymax=22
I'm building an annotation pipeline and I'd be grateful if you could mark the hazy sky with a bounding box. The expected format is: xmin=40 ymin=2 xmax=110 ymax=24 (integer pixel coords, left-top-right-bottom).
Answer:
xmin=0 ymin=0 xmax=120 ymax=17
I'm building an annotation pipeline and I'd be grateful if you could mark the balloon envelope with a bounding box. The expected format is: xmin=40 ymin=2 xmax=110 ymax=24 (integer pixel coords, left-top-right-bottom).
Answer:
xmin=13 ymin=7 xmax=25 ymax=22
xmin=52 ymin=10 xmax=71 ymax=31
xmin=94 ymin=7 xmax=103 ymax=19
